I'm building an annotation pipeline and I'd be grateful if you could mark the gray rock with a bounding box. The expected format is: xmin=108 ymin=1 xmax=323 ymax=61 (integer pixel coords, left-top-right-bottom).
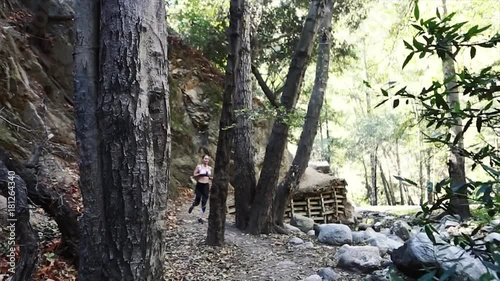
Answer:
xmin=288 ymin=237 xmax=304 ymax=245
xmin=318 ymin=224 xmax=352 ymax=246
xmin=284 ymin=223 xmax=303 ymax=234
xmin=373 ymin=222 xmax=383 ymax=232
xmin=303 ymin=274 xmax=322 ymax=281
xmin=307 ymin=229 xmax=316 ymax=236
xmin=358 ymin=223 xmax=372 ymax=231
xmin=298 ymin=241 xmax=315 ymax=249
xmin=335 ymin=244 xmax=382 ymax=273
xmin=365 ymin=232 xmax=403 ymax=255
xmin=391 ymin=233 xmax=496 ymax=281
xmin=366 ymin=268 xmax=390 ymax=281
xmin=317 ymin=267 xmax=340 ymax=281
xmin=352 ymin=231 xmax=366 ymax=244
xmin=380 ymin=228 xmax=391 ymax=235
xmin=439 ymin=215 xmax=460 ymax=229
xmin=291 ymin=214 xmax=315 ymax=233
xmin=390 ymin=220 xmax=411 ymax=241
xmin=484 ymin=233 xmax=500 ymax=243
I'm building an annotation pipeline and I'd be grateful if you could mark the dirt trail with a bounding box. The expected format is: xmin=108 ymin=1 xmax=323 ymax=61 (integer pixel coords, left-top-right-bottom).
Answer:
xmin=164 ymin=191 xmax=365 ymax=281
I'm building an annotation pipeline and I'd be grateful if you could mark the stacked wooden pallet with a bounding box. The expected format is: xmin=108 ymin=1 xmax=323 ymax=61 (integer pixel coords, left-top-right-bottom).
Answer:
xmin=285 ymin=184 xmax=347 ymax=223
xmin=226 ymin=167 xmax=348 ymax=223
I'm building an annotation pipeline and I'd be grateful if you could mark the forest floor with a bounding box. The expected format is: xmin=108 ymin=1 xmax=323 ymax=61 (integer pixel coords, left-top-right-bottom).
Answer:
xmin=164 ymin=188 xmax=367 ymax=281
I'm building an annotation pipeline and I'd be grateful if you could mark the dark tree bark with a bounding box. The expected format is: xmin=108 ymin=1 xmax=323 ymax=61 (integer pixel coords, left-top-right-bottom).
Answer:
xmin=73 ymin=0 xmax=104 ymax=279
xmin=441 ymin=0 xmax=470 ymax=220
xmin=206 ymin=0 xmax=243 ymax=245
xmin=0 ymin=148 xmax=80 ymax=263
xmin=233 ymin=3 xmax=257 ymax=230
xmin=251 ymin=64 xmax=279 ymax=108
xmin=75 ymin=0 xmax=170 ymax=279
xmin=272 ymin=0 xmax=334 ymax=228
xmin=0 ymin=161 xmax=39 ymax=281
xmin=247 ymin=0 xmax=325 ymax=235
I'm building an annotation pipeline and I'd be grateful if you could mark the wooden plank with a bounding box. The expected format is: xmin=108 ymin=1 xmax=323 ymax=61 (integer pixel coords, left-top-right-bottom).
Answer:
xmin=306 ymin=198 xmax=311 ymax=217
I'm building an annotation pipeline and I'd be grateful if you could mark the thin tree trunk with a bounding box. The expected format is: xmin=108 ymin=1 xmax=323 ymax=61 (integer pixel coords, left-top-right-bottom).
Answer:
xmin=82 ymin=0 xmax=170 ymax=279
xmin=441 ymin=0 xmax=470 ymax=220
xmin=383 ymin=150 xmax=397 ymax=205
xmin=233 ymin=2 xmax=256 ymax=230
xmin=272 ymin=0 xmax=334 ymax=228
xmin=247 ymin=0 xmax=325 ymax=234
xmin=370 ymin=149 xmax=378 ymax=206
xmin=324 ymin=96 xmax=332 ymax=164
xmin=419 ymin=139 xmax=425 ymax=205
xmin=426 ymin=148 xmax=433 ymax=203
xmin=396 ymin=139 xmax=404 ymax=205
xmin=0 ymin=162 xmax=39 ymax=281
xmin=378 ymin=160 xmax=392 ymax=205
xmin=363 ymin=38 xmax=378 ymax=206
xmin=206 ymin=0 xmax=242 ymax=245
xmin=362 ymin=157 xmax=371 ymax=201
xmin=73 ymin=0 xmax=103 ymax=278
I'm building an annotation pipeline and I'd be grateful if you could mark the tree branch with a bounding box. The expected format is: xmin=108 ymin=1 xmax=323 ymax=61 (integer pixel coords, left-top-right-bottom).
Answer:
xmin=251 ymin=64 xmax=280 ymax=108
xmin=0 ymin=147 xmax=80 ymax=265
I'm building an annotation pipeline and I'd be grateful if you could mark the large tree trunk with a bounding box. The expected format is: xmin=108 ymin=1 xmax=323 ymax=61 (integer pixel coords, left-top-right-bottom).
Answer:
xmin=233 ymin=2 xmax=256 ymax=230
xmin=73 ymin=0 xmax=103 ymax=279
xmin=75 ymin=0 xmax=170 ymax=279
xmin=0 ymin=162 xmax=39 ymax=281
xmin=272 ymin=0 xmax=334 ymax=228
xmin=247 ymin=0 xmax=325 ymax=235
xmin=441 ymin=0 xmax=470 ymax=220
xmin=206 ymin=0 xmax=242 ymax=245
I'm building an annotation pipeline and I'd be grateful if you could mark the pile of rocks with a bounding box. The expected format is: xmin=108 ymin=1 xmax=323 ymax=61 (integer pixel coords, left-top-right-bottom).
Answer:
xmin=285 ymin=212 xmax=500 ymax=281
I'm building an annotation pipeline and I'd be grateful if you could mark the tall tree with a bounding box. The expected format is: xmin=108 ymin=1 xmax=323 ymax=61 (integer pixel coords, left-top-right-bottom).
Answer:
xmin=74 ymin=0 xmax=103 ymax=279
xmin=272 ymin=0 xmax=334 ymax=228
xmin=206 ymin=0 xmax=243 ymax=245
xmin=75 ymin=0 xmax=170 ymax=279
xmin=441 ymin=0 xmax=470 ymax=219
xmin=247 ymin=0 xmax=325 ymax=234
xmin=233 ymin=2 xmax=256 ymax=230
xmin=362 ymin=38 xmax=378 ymax=206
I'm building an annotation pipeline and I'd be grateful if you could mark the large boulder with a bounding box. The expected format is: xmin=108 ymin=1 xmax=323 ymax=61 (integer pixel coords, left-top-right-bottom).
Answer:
xmin=317 ymin=224 xmax=352 ymax=246
xmin=334 ymin=245 xmax=383 ymax=273
xmin=290 ymin=214 xmax=315 ymax=233
xmin=391 ymin=233 xmax=495 ymax=280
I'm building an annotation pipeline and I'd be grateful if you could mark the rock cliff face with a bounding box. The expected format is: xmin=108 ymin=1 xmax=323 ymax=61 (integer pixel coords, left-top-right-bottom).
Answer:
xmin=0 ymin=0 xmax=289 ymax=196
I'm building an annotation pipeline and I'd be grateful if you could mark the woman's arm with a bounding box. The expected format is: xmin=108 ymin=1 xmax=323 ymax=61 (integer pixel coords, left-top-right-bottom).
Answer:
xmin=193 ymin=165 xmax=201 ymax=177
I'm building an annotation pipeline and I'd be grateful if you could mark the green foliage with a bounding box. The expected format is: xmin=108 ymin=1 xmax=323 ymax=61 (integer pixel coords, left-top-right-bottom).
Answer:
xmin=381 ymin=1 xmax=500 ymax=279
xmin=168 ymin=0 xmax=228 ymax=69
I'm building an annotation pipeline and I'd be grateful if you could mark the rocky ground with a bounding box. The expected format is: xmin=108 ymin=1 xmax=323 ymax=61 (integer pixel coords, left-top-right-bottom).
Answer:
xmin=164 ymin=189 xmax=369 ymax=281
